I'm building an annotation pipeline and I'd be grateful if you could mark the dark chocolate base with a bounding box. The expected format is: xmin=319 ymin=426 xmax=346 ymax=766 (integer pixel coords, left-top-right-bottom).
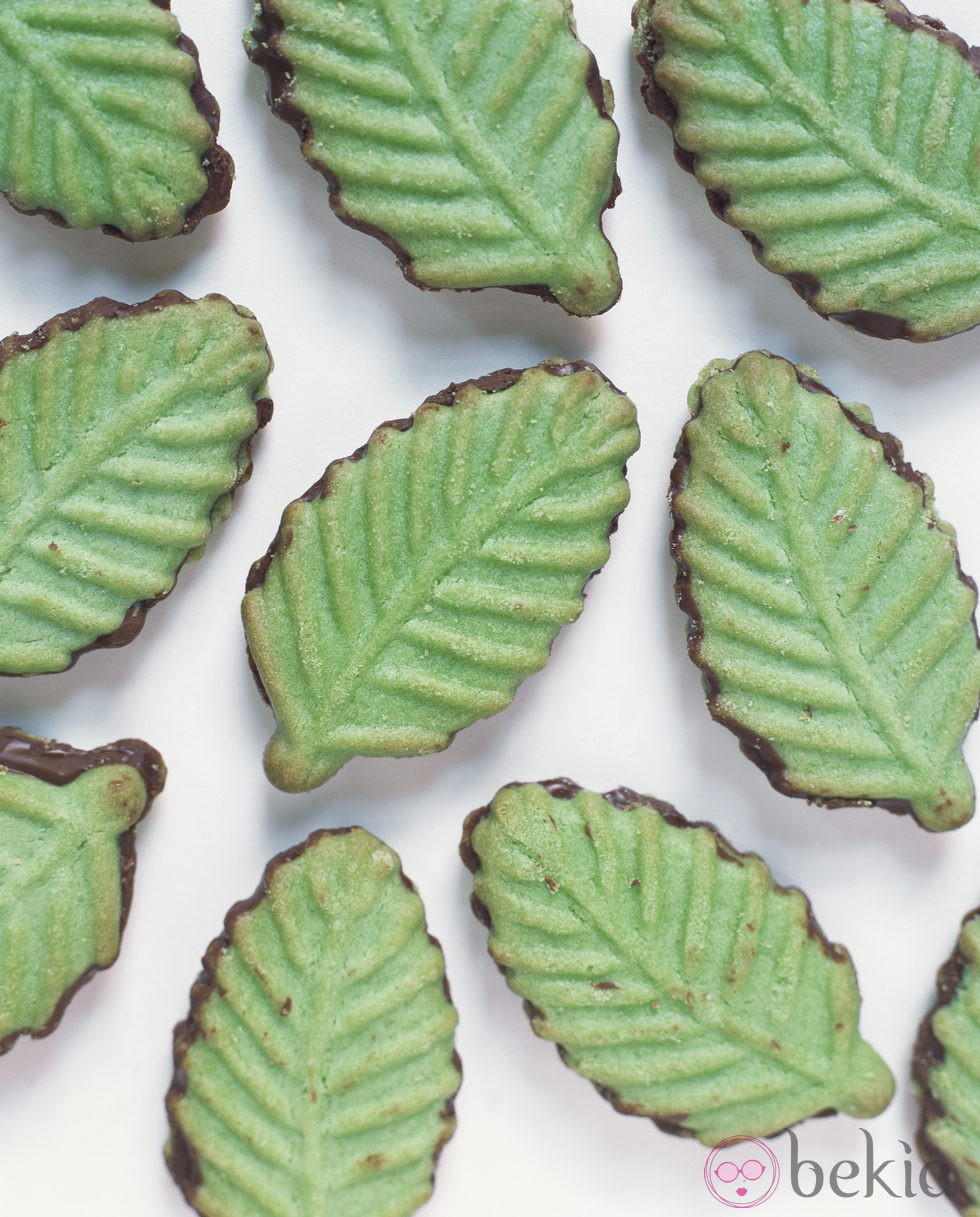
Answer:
xmin=245 ymin=0 xmax=621 ymax=315
xmin=0 ymin=727 xmax=165 ymax=1056
xmin=669 ymin=351 xmax=980 ymax=827
xmin=0 ymin=290 xmax=273 ymax=678
xmin=165 ymin=827 xmax=461 ymax=1210
xmin=632 ymin=0 xmax=980 ymax=342
xmin=460 ymin=777 xmax=848 ymax=1140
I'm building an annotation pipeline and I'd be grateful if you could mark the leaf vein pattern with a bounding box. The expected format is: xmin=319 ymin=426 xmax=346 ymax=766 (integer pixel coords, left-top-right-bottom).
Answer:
xmin=712 ymin=7 xmax=980 ymax=232
xmin=496 ymin=831 xmax=832 ymax=1089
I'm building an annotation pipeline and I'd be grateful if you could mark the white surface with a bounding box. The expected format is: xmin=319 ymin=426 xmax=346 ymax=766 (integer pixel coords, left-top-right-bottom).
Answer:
xmin=2 ymin=2 xmax=980 ymax=1214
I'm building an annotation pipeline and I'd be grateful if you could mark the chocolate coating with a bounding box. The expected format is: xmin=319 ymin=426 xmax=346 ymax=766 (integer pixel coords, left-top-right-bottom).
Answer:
xmin=0 ymin=726 xmax=165 ymax=793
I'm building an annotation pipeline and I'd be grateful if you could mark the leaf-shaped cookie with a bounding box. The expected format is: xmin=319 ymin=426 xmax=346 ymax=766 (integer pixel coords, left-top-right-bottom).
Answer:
xmin=633 ymin=0 xmax=980 ymax=341
xmin=916 ymin=907 xmax=980 ymax=1214
xmin=462 ymin=779 xmax=894 ymax=1144
xmin=166 ymin=828 xmax=460 ymax=1217
xmin=0 ymin=0 xmax=232 ymax=239
xmin=0 ymin=292 xmax=273 ymax=676
xmin=0 ymin=727 xmax=165 ymax=1055
xmin=243 ymin=360 xmax=638 ymax=793
xmin=672 ymin=351 xmax=980 ymax=831
xmin=245 ymin=0 xmax=621 ymax=316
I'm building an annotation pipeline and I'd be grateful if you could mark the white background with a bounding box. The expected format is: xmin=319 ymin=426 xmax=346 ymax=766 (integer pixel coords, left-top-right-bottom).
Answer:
xmin=2 ymin=1 xmax=980 ymax=1213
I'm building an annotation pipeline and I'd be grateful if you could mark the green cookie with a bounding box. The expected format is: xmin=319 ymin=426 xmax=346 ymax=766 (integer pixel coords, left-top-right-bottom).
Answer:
xmin=166 ymin=828 xmax=460 ymax=1217
xmin=0 ymin=727 xmax=165 ymax=1056
xmin=463 ymin=778 xmax=894 ymax=1145
xmin=243 ymin=360 xmax=638 ymax=793
xmin=0 ymin=292 xmax=273 ymax=676
xmin=245 ymin=0 xmax=621 ymax=315
xmin=916 ymin=908 xmax=980 ymax=1215
xmin=634 ymin=0 xmax=980 ymax=340
xmin=672 ymin=351 xmax=980 ymax=831
xmin=0 ymin=0 xmax=232 ymax=239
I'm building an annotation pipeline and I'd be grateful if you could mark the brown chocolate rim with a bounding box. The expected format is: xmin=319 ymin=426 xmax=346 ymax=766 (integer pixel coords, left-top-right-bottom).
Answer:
xmin=242 ymin=358 xmax=632 ymax=710
xmin=913 ymin=906 xmax=980 ymax=1212
xmin=165 ymin=826 xmax=462 ymax=1207
xmin=632 ymin=0 xmax=980 ymax=342
xmin=5 ymin=0 xmax=232 ymax=241
xmin=245 ymin=0 xmax=622 ymax=316
xmin=0 ymin=727 xmax=166 ymax=1056
xmin=460 ymin=777 xmax=856 ymax=1139
xmin=669 ymin=351 xmax=980 ymax=827
xmin=0 ymin=289 xmax=273 ymax=678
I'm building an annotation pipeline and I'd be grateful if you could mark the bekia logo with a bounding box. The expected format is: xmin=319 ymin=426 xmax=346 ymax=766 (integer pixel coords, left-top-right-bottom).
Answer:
xmin=704 ymin=1129 xmax=951 ymax=1205
xmin=704 ymin=1136 xmax=780 ymax=1208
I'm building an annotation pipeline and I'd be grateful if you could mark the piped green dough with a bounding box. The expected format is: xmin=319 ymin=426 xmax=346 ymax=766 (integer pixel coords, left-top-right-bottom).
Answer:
xmin=464 ymin=781 xmax=894 ymax=1145
xmin=166 ymin=828 xmax=460 ymax=1217
xmin=245 ymin=0 xmax=621 ymax=315
xmin=633 ymin=0 xmax=980 ymax=341
xmin=0 ymin=0 xmax=224 ymax=238
xmin=0 ymin=293 xmax=272 ymax=676
xmin=918 ymin=913 xmax=980 ymax=1215
xmin=0 ymin=761 xmax=156 ymax=1051
xmin=674 ymin=351 xmax=980 ymax=831
xmin=242 ymin=361 xmax=639 ymax=793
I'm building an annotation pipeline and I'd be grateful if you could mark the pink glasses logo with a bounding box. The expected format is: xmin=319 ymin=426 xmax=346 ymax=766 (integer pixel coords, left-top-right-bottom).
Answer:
xmin=705 ymin=1136 xmax=780 ymax=1208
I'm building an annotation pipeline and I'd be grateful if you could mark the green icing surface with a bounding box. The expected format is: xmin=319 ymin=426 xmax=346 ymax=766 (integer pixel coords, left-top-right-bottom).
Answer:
xmin=919 ymin=913 xmax=980 ymax=1216
xmin=166 ymin=828 xmax=460 ymax=1217
xmin=243 ymin=361 xmax=639 ymax=793
xmin=0 ymin=0 xmax=223 ymax=238
xmin=674 ymin=351 xmax=980 ymax=832
xmin=245 ymin=0 xmax=621 ymax=315
xmin=634 ymin=0 xmax=980 ymax=340
xmin=0 ymin=757 xmax=155 ymax=1052
xmin=466 ymin=781 xmax=894 ymax=1145
xmin=0 ymin=293 xmax=272 ymax=676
